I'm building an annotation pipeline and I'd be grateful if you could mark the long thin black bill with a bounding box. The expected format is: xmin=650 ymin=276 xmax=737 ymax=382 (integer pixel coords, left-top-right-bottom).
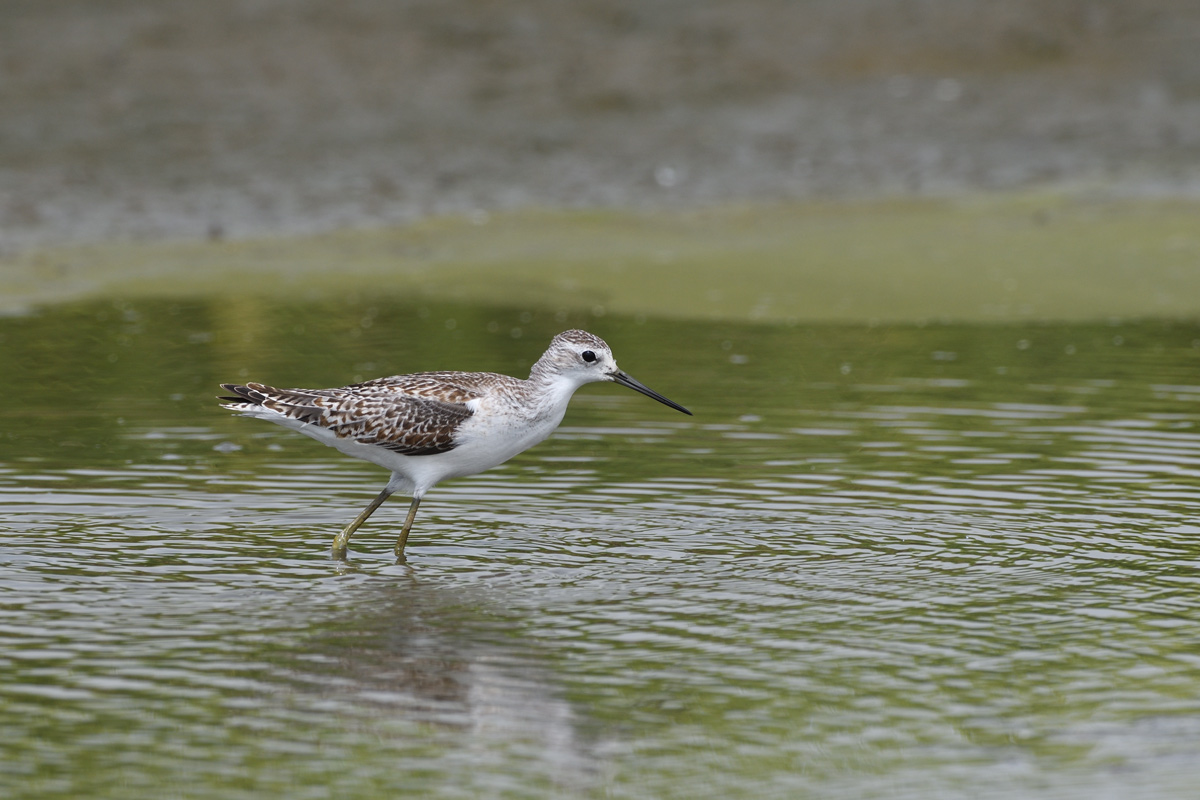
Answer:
xmin=611 ymin=371 xmax=693 ymax=416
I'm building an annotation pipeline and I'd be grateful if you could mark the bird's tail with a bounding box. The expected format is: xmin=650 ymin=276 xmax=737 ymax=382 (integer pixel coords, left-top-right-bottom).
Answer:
xmin=218 ymin=383 xmax=336 ymax=427
xmin=218 ymin=382 xmax=268 ymax=407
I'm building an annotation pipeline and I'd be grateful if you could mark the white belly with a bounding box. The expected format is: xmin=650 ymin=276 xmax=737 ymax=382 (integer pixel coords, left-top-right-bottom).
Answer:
xmin=243 ymin=399 xmax=567 ymax=497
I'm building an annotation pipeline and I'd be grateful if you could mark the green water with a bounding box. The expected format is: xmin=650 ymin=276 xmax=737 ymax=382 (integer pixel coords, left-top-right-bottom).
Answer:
xmin=3 ymin=295 xmax=1200 ymax=799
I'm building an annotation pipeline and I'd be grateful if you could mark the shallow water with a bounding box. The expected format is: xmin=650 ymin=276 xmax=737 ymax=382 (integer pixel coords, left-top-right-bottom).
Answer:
xmin=3 ymin=297 xmax=1200 ymax=799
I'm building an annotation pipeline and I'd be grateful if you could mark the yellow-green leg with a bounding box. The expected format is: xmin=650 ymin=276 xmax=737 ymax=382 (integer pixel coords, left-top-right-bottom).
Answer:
xmin=394 ymin=498 xmax=421 ymax=560
xmin=331 ymin=486 xmax=393 ymax=558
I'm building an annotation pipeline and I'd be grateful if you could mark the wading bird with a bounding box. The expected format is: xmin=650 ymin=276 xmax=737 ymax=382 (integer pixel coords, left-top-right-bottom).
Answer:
xmin=219 ymin=330 xmax=691 ymax=559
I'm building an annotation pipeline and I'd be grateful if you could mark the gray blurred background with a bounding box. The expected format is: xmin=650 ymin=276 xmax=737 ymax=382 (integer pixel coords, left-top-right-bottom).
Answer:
xmin=2 ymin=0 xmax=1198 ymax=252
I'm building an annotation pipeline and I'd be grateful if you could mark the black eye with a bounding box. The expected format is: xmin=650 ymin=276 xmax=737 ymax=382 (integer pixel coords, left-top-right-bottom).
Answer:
xmin=581 ymin=350 xmax=597 ymax=363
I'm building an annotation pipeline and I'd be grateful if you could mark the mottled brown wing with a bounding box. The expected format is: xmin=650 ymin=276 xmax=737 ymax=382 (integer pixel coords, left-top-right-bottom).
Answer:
xmin=228 ymin=382 xmax=473 ymax=456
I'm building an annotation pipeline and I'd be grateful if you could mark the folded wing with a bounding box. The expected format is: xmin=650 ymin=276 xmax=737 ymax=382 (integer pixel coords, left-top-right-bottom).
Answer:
xmin=219 ymin=381 xmax=474 ymax=456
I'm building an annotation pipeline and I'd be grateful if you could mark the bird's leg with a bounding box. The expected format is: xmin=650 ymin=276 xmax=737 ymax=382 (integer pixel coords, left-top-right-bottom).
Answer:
xmin=394 ymin=497 xmax=422 ymax=560
xmin=331 ymin=486 xmax=393 ymax=558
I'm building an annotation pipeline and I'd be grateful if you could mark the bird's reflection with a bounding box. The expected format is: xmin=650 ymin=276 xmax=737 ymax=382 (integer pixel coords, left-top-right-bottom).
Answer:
xmin=288 ymin=573 xmax=599 ymax=788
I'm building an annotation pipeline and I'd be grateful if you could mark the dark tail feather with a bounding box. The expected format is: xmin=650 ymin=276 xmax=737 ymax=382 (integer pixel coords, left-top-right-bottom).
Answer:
xmin=218 ymin=382 xmax=269 ymax=405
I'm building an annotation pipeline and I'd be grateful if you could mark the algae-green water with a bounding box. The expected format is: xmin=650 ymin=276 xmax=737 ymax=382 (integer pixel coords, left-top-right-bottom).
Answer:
xmin=3 ymin=294 xmax=1200 ymax=799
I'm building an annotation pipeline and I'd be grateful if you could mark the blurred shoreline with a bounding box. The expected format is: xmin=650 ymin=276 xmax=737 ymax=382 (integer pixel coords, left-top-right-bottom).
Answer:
xmin=2 ymin=0 xmax=1199 ymax=254
xmin=7 ymin=196 xmax=1200 ymax=323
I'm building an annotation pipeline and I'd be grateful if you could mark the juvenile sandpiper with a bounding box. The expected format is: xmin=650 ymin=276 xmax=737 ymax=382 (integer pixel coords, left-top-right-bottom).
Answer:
xmin=219 ymin=330 xmax=691 ymax=559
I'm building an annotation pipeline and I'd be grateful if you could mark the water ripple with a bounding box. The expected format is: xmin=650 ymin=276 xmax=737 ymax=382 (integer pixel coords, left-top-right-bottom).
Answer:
xmin=6 ymin=318 xmax=1200 ymax=798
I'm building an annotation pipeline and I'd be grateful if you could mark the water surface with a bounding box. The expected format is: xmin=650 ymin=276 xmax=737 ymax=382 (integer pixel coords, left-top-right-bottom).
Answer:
xmin=3 ymin=298 xmax=1200 ymax=798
